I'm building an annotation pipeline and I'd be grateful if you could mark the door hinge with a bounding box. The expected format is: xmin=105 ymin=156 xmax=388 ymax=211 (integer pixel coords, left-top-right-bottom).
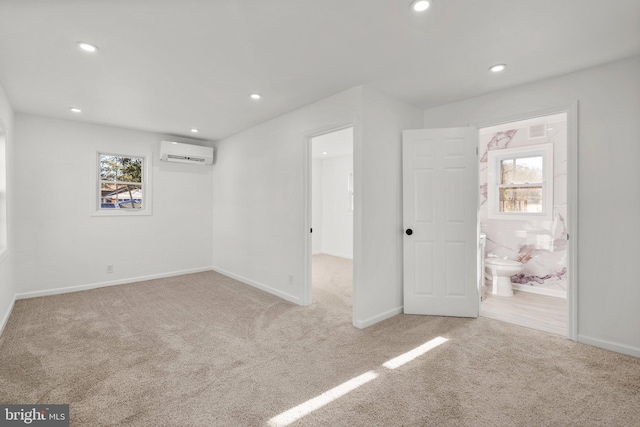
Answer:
xmin=475 ymin=147 xmax=478 ymax=155
xmin=567 ymin=233 xmax=569 ymax=240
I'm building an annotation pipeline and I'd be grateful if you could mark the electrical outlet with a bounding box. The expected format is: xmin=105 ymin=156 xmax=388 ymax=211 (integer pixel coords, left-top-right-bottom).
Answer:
xmin=289 ymin=274 xmax=294 ymax=287
xmin=106 ymin=265 xmax=114 ymax=274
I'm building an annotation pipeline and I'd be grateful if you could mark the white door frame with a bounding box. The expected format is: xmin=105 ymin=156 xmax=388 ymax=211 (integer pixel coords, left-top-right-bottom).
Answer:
xmin=473 ymin=102 xmax=579 ymax=341
xmin=302 ymin=123 xmax=357 ymax=316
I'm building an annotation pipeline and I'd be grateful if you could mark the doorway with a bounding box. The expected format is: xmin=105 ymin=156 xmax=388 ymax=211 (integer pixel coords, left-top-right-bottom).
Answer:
xmin=401 ymin=104 xmax=577 ymax=339
xmin=309 ymin=127 xmax=354 ymax=315
xmin=478 ymin=111 xmax=571 ymax=337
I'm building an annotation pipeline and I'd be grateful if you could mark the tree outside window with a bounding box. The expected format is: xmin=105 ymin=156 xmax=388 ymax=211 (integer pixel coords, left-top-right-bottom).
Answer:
xmin=487 ymin=143 xmax=553 ymax=220
xmin=99 ymin=154 xmax=144 ymax=209
xmin=499 ymin=156 xmax=543 ymax=213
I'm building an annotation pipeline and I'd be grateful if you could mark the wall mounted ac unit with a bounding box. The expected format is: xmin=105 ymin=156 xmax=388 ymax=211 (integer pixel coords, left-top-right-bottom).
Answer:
xmin=159 ymin=140 xmax=214 ymax=165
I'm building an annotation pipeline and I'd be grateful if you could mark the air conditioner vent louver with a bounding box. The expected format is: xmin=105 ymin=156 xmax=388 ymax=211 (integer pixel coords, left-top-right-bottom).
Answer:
xmin=167 ymin=155 xmax=206 ymax=163
xmin=528 ymin=123 xmax=547 ymax=139
xmin=160 ymin=141 xmax=214 ymax=165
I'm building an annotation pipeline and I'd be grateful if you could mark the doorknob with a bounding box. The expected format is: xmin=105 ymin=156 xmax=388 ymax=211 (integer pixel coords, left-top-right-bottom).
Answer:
xmin=405 ymin=228 xmax=413 ymax=236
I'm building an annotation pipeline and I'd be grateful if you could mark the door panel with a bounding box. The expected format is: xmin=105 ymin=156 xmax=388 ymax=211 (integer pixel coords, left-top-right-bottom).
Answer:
xmin=403 ymin=128 xmax=478 ymax=317
xmin=414 ymin=242 xmax=434 ymax=295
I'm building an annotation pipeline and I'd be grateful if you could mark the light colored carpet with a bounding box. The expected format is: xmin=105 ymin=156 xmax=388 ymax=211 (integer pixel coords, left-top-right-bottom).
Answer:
xmin=312 ymin=254 xmax=352 ymax=310
xmin=0 ymin=256 xmax=638 ymax=426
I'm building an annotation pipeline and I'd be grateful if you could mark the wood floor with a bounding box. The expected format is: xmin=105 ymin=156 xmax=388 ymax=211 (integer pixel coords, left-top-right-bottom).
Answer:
xmin=480 ymin=285 xmax=567 ymax=336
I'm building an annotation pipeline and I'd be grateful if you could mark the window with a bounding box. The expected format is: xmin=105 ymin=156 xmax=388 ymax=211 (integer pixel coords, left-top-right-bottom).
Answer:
xmin=487 ymin=143 xmax=553 ymax=220
xmin=94 ymin=152 xmax=151 ymax=216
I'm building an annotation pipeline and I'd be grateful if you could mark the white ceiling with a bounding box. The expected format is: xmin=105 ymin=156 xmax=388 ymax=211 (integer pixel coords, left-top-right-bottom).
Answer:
xmin=311 ymin=127 xmax=353 ymax=159
xmin=0 ymin=1 xmax=638 ymax=142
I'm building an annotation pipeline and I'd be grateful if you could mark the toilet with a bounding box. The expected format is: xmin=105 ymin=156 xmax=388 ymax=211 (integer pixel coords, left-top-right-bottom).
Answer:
xmin=484 ymin=258 xmax=523 ymax=297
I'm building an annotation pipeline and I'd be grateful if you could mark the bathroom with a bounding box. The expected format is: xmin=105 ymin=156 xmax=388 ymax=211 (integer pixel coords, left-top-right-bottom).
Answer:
xmin=478 ymin=112 xmax=568 ymax=335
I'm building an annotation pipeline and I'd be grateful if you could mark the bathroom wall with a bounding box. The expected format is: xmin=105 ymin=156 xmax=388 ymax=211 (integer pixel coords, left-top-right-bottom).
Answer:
xmin=479 ymin=114 xmax=568 ymax=297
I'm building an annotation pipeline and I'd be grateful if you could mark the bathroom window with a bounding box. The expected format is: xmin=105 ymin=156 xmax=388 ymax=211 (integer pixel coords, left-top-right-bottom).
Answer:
xmin=93 ymin=152 xmax=152 ymax=216
xmin=487 ymin=143 xmax=553 ymax=220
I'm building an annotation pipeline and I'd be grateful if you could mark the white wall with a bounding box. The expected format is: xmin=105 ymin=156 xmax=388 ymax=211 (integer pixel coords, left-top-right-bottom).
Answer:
xmin=423 ymin=55 xmax=640 ymax=357
xmin=0 ymin=84 xmax=15 ymax=335
xmin=311 ymin=158 xmax=323 ymax=254
xmin=212 ymin=87 xmax=362 ymax=305
xmin=320 ymin=154 xmax=353 ymax=259
xmin=212 ymin=85 xmax=422 ymax=328
xmin=13 ymin=114 xmax=213 ymax=297
xmin=355 ymin=86 xmax=423 ymax=327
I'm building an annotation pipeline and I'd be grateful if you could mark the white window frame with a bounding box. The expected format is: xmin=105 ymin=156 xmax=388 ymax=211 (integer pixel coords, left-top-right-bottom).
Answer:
xmin=92 ymin=151 xmax=152 ymax=216
xmin=487 ymin=143 xmax=553 ymax=220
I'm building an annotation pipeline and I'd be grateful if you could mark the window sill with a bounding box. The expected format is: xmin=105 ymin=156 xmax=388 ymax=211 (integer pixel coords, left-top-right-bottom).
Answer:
xmin=92 ymin=209 xmax=152 ymax=217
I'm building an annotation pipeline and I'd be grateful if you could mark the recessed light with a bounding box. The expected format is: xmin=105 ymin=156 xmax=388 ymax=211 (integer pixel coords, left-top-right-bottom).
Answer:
xmin=411 ymin=0 xmax=431 ymax=12
xmin=78 ymin=42 xmax=98 ymax=53
xmin=322 ymin=151 xmax=328 ymax=155
xmin=190 ymin=128 xmax=199 ymax=133
xmin=69 ymin=107 xmax=82 ymax=113
xmin=489 ymin=64 xmax=506 ymax=72
xmin=250 ymin=93 xmax=261 ymax=100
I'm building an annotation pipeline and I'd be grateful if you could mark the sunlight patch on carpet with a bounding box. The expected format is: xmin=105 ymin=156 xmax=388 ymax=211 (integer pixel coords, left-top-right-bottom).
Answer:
xmin=268 ymin=337 xmax=449 ymax=425
xmin=382 ymin=336 xmax=449 ymax=370
xmin=267 ymin=371 xmax=378 ymax=427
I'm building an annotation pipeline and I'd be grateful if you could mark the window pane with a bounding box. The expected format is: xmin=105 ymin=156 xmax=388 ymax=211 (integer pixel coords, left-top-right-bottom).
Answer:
xmin=499 ymin=187 xmax=542 ymax=213
xmin=500 ymin=156 xmax=543 ymax=184
xmin=100 ymin=155 xmax=120 ymax=181
xmin=100 ymin=155 xmax=143 ymax=183
xmin=100 ymin=183 xmax=143 ymax=209
xmin=121 ymin=157 xmax=143 ymax=183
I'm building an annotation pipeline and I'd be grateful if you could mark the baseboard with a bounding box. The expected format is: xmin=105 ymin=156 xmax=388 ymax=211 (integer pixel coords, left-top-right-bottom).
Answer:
xmin=512 ymin=284 xmax=567 ymax=298
xmin=354 ymin=306 xmax=403 ymax=329
xmin=319 ymin=250 xmax=353 ymax=260
xmin=210 ymin=266 xmax=300 ymax=305
xmin=578 ymin=335 xmax=640 ymax=358
xmin=15 ymin=267 xmax=214 ymax=300
xmin=0 ymin=296 xmax=15 ymax=338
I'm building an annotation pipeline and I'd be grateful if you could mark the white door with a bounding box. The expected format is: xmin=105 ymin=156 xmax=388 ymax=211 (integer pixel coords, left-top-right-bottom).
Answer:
xmin=402 ymin=128 xmax=478 ymax=317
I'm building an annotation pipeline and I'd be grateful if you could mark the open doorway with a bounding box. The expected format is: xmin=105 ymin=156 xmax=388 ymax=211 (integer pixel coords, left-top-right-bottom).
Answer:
xmin=478 ymin=112 xmax=570 ymax=336
xmin=309 ymin=127 xmax=354 ymax=315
